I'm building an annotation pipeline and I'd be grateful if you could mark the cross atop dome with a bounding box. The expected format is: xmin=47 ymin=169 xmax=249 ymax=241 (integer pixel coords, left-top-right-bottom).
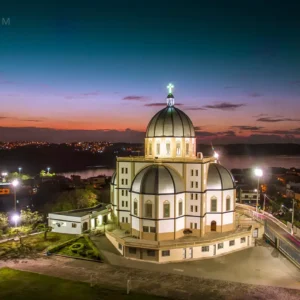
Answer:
xmin=166 ymin=83 xmax=175 ymax=106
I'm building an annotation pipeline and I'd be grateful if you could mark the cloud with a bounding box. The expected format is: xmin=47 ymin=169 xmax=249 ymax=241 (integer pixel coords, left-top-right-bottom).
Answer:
xmin=257 ymin=117 xmax=300 ymax=123
xmin=231 ymin=125 xmax=264 ymax=131
xmin=20 ymin=119 xmax=43 ymax=123
xmin=252 ymin=113 xmax=268 ymax=118
xmin=289 ymin=80 xmax=300 ymax=85
xmin=123 ymin=95 xmax=149 ymax=101
xmin=259 ymin=129 xmax=300 ymax=135
xmin=0 ymin=116 xmax=8 ymax=119
xmin=144 ymin=102 xmax=183 ymax=107
xmin=204 ymin=102 xmax=246 ymax=111
xmin=224 ymin=86 xmax=239 ymax=89
xmin=248 ymin=92 xmax=263 ymax=98
xmin=184 ymin=106 xmax=206 ymax=111
xmin=65 ymin=91 xmax=100 ymax=100
xmin=195 ymin=130 xmax=236 ymax=137
xmin=194 ymin=126 xmax=202 ymax=131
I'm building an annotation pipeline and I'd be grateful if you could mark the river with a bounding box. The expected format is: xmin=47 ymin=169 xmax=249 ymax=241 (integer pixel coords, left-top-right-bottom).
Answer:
xmin=58 ymin=155 xmax=300 ymax=179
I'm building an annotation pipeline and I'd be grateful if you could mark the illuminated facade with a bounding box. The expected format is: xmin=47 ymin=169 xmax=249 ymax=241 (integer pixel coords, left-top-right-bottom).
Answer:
xmin=109 ymin=86 xmax=253 ymax=262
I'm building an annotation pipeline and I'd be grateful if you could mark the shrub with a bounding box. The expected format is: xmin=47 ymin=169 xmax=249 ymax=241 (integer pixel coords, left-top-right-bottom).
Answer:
xmin=83 ymin=235 xmax=101 ymax=260
xmin=35 ymin=224 xmax=46 ymax=231
xmin=69 ymin=242 xmax=85 ymax=253
xmin=48 ymin=236 xmax=81 ymax=254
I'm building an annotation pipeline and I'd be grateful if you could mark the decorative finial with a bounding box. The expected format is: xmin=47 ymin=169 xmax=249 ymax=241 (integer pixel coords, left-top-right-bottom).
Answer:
xmin=167 ymin=83 xmax=174 ymax=94
xmin=166 ymin=83 xmax=175 ymax=106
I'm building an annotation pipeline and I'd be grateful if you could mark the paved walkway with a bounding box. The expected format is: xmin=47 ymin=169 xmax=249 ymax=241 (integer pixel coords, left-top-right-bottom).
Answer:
xmin=1 ymin=255 xmax=299 ymax=300
xmin=92 ymin=236 xmax=300 ymax=290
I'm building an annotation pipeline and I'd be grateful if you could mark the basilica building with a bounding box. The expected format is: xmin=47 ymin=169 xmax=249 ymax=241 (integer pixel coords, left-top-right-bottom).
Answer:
xmin=108 ymin=85 xmax=253 ymax=262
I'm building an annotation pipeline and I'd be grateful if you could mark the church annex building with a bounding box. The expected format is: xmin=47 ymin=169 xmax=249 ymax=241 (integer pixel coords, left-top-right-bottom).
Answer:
xmin=108 ymin=85 xmax=254 ymax=263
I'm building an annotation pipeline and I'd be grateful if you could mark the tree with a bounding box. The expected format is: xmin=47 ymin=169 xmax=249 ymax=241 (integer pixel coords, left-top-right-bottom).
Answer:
xmin=40 ymin=170 xmax=55 ymax=177
xmin=43 ymin=225 xmax=52 ymax=241
xmin=20 ymin=209 xmax=43 ymax=226
xmin=0 ymin=212 xmax=8 ymax=231
xmin=51 ymin=189 xmax=98 ymax=212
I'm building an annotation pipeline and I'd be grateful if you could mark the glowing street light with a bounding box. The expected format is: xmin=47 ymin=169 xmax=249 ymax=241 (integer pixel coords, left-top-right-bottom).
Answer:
xmin=12 ymin=214 xmax=20 ymax=227
xmin=47 ymin=167 xmax=50 ymax=174
xmin=1 ymin=172 xmax=8 ymax=182
xmin=11 ymin=179 xmax=19 ymax=212
xmin=213 ymin=151 xmax=219 ymax=160
xmin=18 ymin=167 xmax=22 ymax=174
xmin=254 ymin=168 xmax=263 ymax=212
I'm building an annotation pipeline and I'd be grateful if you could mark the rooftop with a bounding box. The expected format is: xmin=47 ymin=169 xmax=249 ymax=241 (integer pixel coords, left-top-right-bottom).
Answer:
xmin=51 ymin=203 xmax=110 ymax=217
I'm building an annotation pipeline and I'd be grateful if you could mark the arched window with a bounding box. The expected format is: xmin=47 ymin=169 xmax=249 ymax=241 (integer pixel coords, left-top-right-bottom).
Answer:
xmin=176 ymin=142 xmax=181 ymax=156
xmin=133 ymin=199 xmax=138 ymax=216
xmin=226 ymin=196 xmax=231 ymax=211
xmin=178 ymin=201 xmax=183 ymax=216
xmin=149 ymin=142 xmax=152 ymax=155
xmin=166 ymin=141 xmax=171 ymax=155
xmin=211 ymin=220 xmax=217 ymax=231
xmin=211 ymin=197 xmax=217 ymax=212
xmin=156 ymin=143 xmax=160 ymax=155
xmin=163 ymin=200 xmax=170 ymax=218
xmin=185 ymin=143 xmax=189 ymax=155
xmin=145 ymin=200 xmax=152 ymax=218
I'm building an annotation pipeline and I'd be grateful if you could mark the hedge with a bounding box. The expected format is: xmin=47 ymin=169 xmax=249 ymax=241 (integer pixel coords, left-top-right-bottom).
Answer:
xmin=83 ymin=235 xmax=102 ymax=260
xmin=47 ymin=236 xmax=81 ymax=254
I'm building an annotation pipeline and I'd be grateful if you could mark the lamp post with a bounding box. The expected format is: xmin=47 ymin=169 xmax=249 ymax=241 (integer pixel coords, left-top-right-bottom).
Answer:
xmin=18 ymin=167 xmax=22 ymax=175
xmin=47 ymin=167 xmax=50 ymax=174
xmin=254 ymin=168 xmax=263 ymax=212
xmin=12 ymin=179 xmax=19 ymax=212
xmin=291 ymin=197 xmax=295 ymax=226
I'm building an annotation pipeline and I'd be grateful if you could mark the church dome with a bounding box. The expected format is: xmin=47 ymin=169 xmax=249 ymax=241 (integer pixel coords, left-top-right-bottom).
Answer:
xmin=131 ymin=165 xmax=184 ymax=195
xmin=207 ymin=163 xmax=235 ymax=190
xmin=111 ymin=172 xmax=117 ymax=186
xmin=146 ymin=94 xmax=195 ymax=138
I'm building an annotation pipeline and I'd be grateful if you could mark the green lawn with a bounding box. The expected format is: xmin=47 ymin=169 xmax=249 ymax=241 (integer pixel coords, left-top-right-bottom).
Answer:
xmin=0 ymin=268 xmax=166 ymax=300
xmin=0 ymin=232 xmax=76 ymax=258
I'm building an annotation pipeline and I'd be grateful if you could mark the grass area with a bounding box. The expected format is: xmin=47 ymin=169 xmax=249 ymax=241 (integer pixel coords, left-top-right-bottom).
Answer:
xmin=0 ymin=268 xmax=166 ymax=300
xmin=0 ymin=232 xmax=76 ymax=259
xmin=56 ymin=236 xmax=100 ymax=260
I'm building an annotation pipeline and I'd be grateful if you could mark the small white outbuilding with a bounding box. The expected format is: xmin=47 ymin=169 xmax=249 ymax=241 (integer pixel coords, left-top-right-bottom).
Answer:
xmin=48 ymin=203 xmax=112 ymax=234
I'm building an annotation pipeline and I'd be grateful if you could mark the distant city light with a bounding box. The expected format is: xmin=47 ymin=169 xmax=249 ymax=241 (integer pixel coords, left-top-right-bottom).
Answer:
xmin=1 ymin=172 xmax=8 ymax=176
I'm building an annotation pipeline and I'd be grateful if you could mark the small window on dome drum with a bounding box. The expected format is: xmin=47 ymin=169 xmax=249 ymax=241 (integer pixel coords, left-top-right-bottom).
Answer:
xmin=176 ymin=142 xmax=181 ymax=156
xmin=166 ymin=142 xmax=171 ymax=155
xmin=149 ymin=142 xmax=152 ymax=155
xmin=186 ymin=143 xmax=189 ymax=155
xmin=156 ymin=143 xmax=160 ymax=155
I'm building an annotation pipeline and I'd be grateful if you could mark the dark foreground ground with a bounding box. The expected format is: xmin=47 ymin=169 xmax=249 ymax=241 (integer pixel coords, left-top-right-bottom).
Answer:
xmin=0 ymin=256 xmax=299 ymax=300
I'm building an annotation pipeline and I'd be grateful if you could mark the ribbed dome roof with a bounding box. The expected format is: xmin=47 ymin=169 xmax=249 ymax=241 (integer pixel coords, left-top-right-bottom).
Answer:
xmin=131 ymin=165 xmax=184 ymax=195
xmin=111 ymin=172 xmax=117 ymax=186
xmin=146 ymin=106 xmax=195 ymax=138
xmin=207 ymin=163 xmax=235 ymax=190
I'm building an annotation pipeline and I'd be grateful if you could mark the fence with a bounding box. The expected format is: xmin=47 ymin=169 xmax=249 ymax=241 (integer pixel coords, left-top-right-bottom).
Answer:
xmin=265 ymin=221 xmax=300 ymax=268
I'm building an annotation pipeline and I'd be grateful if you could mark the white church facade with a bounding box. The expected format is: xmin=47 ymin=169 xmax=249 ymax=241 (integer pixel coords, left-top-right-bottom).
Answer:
xmin=108 ymin=85 xmax=253 ymax=263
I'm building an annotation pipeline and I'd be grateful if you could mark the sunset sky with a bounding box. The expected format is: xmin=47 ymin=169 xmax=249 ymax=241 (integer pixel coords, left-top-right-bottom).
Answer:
xmin=1 ymin=1 xmax=300 ymax=143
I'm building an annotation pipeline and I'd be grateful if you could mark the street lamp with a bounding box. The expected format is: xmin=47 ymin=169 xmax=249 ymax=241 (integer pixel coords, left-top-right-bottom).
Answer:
xmin=254 ymin=168 xmax=263 ymax=212
xmin=18 ymin=167 xmax=22 ymax=175
xmin=12 ymin=214 xmax=20 ymax=227
xmin=47 ymin=167 xmax=50 ymax=174
xmin=1 ymin=172 xmax=8 ymax=182
xmin=213 ymin=151 xmax=219 ymax=161
xmin=12 ymin=179 xmax=19 ymax=212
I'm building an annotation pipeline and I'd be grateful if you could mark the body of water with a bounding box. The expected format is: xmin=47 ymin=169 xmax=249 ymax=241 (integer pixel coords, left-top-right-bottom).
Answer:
xmin=58 ymin=155 xmax=300 ymax=179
